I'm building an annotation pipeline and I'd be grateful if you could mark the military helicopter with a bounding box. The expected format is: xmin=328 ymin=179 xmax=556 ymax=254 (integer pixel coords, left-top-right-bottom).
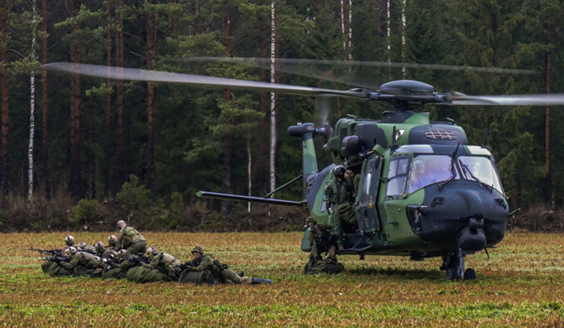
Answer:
xmin=45 ymin=61 xmax=564 ymax=280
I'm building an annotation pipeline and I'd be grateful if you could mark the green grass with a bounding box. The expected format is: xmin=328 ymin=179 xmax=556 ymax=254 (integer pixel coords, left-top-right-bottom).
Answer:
xmin=2 ymin=232 xmax=564 ymax=327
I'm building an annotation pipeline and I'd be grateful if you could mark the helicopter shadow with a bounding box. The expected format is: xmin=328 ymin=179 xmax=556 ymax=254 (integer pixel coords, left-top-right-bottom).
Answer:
xmin=345 ymin=267 xmax=445 ymax=281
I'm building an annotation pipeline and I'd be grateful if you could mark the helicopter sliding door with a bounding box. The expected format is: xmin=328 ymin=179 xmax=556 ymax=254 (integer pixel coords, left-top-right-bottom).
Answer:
xmin=356 ymin=154 xmax=383 ymax=233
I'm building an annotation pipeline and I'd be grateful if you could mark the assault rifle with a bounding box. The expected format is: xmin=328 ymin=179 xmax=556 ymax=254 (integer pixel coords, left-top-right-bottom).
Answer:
xmin=29 ymin=248 xmax=63 ymax=256
xmin=44 ymin=256 xmax=70 ymax=264
xmin=129 ymin=254 xmax=151 ymax=265
xmin=177 ymin=262 xmax=194 ymax=271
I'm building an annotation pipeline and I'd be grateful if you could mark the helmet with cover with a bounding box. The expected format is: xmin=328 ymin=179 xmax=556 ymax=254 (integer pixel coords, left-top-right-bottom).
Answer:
xmin=145 ymin=246 xmax=158 ymax=260
xmin=191 ymin=245 xmax=204 ymax=256
xmin=65 ymin=235 xmax=75 ymax=246
xmin=108 ymin=235 xmax=117 ymax=246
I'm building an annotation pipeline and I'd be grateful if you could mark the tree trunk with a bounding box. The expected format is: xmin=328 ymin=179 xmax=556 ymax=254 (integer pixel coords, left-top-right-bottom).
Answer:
xmin=269 ymin=0 xmax=278 ymax=197
xmin=401 ymin=0 xmax=406 ymax=76
xmin=41 ymin=0 xmax=48 ymax=197
xmin=70 ymin=0 xmax=82 ymax=201
xmin=341 ymin=0 xmax=351 ymax=61
xmin=247 ymin=134 xmax=251 ymax=212
xmin=1 ymin=0 xmax=9 ymax=209
xmin=387 ymin=0 xmax=391 ymax=78
xmin=220 ymin=8 xmax=232 ymax=218
xmin=259 ymin=12 xmax=267 ymax=197
xmin=545 ymin=25 xmax=551 ymax=205
xmin=146 ymin=2 xmax=156 ymax=202
xmin=29 ymin=2 xmax=37 ymax=202
xmin=116 ymin=3 xmax=125 ymax=188
xmin=104 ymin=1 xmax=112 ymax=198
xmin=88 ymin=92 xmax=96 ymax=199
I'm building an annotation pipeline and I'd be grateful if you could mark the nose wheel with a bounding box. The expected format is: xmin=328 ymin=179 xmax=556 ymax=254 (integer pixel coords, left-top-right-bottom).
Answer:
xmin=440 ymin=250 xmax=476 ymax=281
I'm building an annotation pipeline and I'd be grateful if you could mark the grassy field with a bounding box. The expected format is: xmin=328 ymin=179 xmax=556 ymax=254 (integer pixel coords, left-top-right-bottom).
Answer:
xmin=1 ymin=232 xmax=564 ymax=327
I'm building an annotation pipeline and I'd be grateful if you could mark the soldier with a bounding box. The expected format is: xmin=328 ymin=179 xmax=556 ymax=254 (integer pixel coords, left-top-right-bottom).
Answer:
xmin=186 ymin=245 xmax=272 ymax=284
xmin=324 ymin=166 xmax=355 ymax=249
xmin=65 ymin=235 xmax=75 ymax=247
xmin=108 ymin=235 xmax=118 ymax=248
xmin=115 ymin=220 xmax=147 ymax=255
xmin=306 ymin=217 xmax=338 ymax=262
xmin=94 ymin=241 xmax=106 ymax=257
xmin=81 ymin=242 xmax=97 ymax=254
xmin=60 ymin=247 xmax=102 ymax=277
xmin=142 ymin=246 xmax=183 ymax=278
xmin=337 ymin=169 xmax=359 ymax=229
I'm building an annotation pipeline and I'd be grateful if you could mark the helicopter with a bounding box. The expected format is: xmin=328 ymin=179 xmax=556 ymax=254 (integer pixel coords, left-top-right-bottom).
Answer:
xmin=44 ymin=61 xmax=564 ymax=280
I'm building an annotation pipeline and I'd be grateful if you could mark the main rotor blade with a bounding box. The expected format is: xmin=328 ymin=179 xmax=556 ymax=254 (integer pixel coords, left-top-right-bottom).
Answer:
xmin=446 ymin=93 xmax=564 ymax=106
xmin=42 ymin=62 xmax=370 ymax=99
xmin=185 ymin=57 xmax=538 ymax=75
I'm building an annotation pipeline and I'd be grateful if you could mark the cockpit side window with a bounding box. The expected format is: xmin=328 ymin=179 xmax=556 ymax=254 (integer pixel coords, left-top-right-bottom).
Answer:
xmin=386 ymin=156 xmax=411 ymax=197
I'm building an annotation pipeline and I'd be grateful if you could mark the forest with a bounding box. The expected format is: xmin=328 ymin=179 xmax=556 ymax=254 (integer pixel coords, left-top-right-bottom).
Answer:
xmin=1 ymin=0 xmax=563 ymax=231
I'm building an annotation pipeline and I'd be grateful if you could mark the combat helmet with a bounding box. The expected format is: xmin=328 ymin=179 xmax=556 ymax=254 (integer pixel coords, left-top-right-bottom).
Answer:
xmin=94 ymin=241 xmax=104 ymax=252
xmin=65 ymin=235 xmax=75 ymax=246
xmin=108 ymin=234 xmax=117 ymax=246
xmin=66 ymin=246 xmax=77 ymax=255
xmin=145 ymin=246 xmax=158 ymax=260
xmin=191 ymin=245 xmax=204 ymax=256
xmin=333 ymin=166 xmax=345 ymax=179
xmin=306 ymin=217 xmax=317 ymax=225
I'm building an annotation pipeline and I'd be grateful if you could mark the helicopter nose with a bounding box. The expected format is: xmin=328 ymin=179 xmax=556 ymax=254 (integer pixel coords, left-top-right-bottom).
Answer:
xmin=418 ymin=181 xmax=508 ymax=250
xmin=456 ymin=216 xmax=486 ymax=252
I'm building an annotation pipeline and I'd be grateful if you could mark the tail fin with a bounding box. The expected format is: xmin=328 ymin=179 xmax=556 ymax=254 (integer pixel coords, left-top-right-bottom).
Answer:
xmin=288 ymin=122 xmax=331 ymax=199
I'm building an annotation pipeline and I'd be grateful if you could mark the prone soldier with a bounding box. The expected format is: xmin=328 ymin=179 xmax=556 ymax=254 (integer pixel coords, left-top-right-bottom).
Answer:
xmin=60 ymin=247 xmax=103 ymax=277
xmin=186 ymin=245 xmax=272 ymax=284
xmin=142 ymin=246 xmax=183 ymax=279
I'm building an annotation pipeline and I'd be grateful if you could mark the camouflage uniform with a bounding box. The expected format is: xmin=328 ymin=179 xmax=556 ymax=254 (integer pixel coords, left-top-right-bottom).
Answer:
xmin=188 ymin=246 xmax=252 ymax=284
xmin=308 ymin=222 xmax=338 ymax=261
xmin=336 ymin=171 xmax=359 ymax=227
xmin=61 ymin=251 xmax=102 ymax=277
xmin=82 ymin=244 xmax=97 ymax=254
xmin=76 ymin=241 xmax=87 ymax=251
xmin=115 ymin=225 xmax=147 ymax=255
xmin=324 ymin=176 xmax=355 ymax=245
xmin=41 ymin=258 xmax=73 ymax=277
xmin=143 ymin=252 xmax=182 ymax=278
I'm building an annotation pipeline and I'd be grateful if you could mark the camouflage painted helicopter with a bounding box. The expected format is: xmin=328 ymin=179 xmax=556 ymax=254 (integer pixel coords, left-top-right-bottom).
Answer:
xmin=45 ymin=61 xmax=564 ymax=280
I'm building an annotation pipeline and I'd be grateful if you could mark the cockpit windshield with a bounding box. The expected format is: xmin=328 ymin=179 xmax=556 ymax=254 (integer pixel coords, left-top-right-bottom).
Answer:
xmin=458 ymin=156 xmax=503 ymax=194
xmin=407 ymin=155 xmax=457 ymax=193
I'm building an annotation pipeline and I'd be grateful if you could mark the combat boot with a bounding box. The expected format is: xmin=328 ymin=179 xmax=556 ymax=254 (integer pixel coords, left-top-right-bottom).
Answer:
xmin=237 ymin=271 xmax=244 ymax=277
xmin=251 ymin=277 xmax=273 ymax=284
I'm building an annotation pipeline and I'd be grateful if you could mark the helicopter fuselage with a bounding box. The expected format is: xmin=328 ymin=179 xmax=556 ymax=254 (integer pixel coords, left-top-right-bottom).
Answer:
xmin=299 ymin=113 xmax=509 ymax=260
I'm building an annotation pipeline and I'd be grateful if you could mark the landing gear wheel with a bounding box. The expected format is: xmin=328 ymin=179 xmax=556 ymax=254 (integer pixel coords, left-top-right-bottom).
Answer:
xmin=446 ymin=267 xmax=459 ymax=281
xmin=463 ymin=268 xmax=476 ymax=280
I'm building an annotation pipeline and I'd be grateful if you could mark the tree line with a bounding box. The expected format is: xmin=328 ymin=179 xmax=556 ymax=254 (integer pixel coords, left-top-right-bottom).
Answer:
xmin=1 ymin=0 xmax=563 ymax=231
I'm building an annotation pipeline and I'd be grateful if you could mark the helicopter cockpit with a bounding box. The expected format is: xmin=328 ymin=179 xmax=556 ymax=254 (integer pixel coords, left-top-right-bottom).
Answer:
xmin=386 ymin=145 xmax=504 ymax=198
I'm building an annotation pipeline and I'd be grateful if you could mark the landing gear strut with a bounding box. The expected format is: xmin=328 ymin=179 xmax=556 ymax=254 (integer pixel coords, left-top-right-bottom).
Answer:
xmin=440 ymin=249 xmax=476 ymax=281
